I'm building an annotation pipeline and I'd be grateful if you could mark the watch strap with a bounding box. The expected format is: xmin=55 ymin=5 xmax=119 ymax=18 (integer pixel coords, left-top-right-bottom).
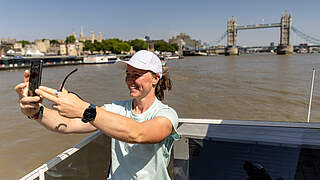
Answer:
xmin=28 ymin=105 xmax=44 ymax=120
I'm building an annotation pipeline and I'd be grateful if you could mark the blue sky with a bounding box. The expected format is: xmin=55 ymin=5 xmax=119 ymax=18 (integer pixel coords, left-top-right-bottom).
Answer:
xmin=0 ymin=0 xmax=319 ymax=46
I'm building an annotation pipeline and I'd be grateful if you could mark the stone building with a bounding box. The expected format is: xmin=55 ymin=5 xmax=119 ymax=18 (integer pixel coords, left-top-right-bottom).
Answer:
xmin=59 ymin=44 xmax=67 ymax=55
xmin=67 ymin=28 xmax=101 ymax=55
xmin=13 ymin=42 xmax=23 ymax=49
xmin=90 ymin=32 xmax=95 ymax=43
xmin=47 ymin=45 xmax=60 ymax=55
xmin=72 ymin=32 xmax=77 ymax=39
xmin=97 ymin=32 xmax=102 ymax=43
xmin=35 ymin=39 xmax=50 ymax=53
xmin=0 ymin=44 xmax=14 ymax=56
xmin=76 ymin=27 xmax=102 ymax=43
xmin=0 ymin=38 xmax=16 ymax=44
xmin=169 ymin=33 xmax=201 ymax=49
xmin=76 ymin=42 xmax=84 ymax=55
xmin=67 ymin=44 xmax=77 ymax=56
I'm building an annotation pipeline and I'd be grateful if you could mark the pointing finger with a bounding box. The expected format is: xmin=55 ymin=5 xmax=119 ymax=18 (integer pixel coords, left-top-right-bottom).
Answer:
xmin=35 ymin=89 xmax=59 ymax=104
xmin=38 ymin=86 xmax=59 ymax=96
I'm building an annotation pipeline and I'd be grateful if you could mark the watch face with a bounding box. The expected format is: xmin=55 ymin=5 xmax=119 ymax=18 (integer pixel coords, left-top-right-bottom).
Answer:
xmin=83 ymin=104 xmax=96 ymax=123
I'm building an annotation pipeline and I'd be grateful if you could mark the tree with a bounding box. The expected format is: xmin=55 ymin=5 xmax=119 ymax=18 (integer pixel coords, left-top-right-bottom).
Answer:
xmin=102 ymin=39 xmax=113 ymax=52
xmin=154 ymin=41 xmax=178 ymax=53
xmin=169 ymin=43 xmax=179 ymax=52
xmin=119 ymin=42 xmax=131 ymax=52
xmin=130 ymin=39 xmax=148 ymax=52
xmin=50 ymin=39 xmax=60 ymax=45
xmin=16 ymin=40 xmax=30 ymax=48
xmin=83 ymin=40 xmax=95 ymax=52
xmin=94 ymin=40 xmax=103 ymax=51
xmin=154 ymin=41 xmax=169 ymax=52
xmin=83 ymin=39 xmax=132 ymax=54
xmin=101 ymin=39 xmax=131 ymax=54
xmin=65 ymin=35 xmax=76 ymax=44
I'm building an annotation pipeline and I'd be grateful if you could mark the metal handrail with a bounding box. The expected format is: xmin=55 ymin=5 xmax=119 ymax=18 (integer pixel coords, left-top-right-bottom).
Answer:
xmin=179 ymin=118 xmax=320 ymax=129
xmin=19 ymin=131 xmax=102 ymax=180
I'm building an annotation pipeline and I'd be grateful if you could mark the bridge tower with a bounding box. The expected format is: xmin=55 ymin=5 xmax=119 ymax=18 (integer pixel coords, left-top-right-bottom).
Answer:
xmin=226 ymin=17 xmax=239 ymax=55
xmin=277 ymin=11 xmax=293 ymax=54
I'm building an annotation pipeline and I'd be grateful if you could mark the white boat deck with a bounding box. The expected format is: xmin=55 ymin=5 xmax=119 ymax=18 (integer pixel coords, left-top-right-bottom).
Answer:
xmin=178 ymin=119 xmax=320 ymax=148
xmin=20 ymin=118 xmax=320 ymax=180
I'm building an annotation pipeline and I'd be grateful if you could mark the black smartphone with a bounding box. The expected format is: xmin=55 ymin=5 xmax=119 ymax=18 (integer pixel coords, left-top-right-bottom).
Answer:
xmin=28 ymin=60 xmax=43 ymax=96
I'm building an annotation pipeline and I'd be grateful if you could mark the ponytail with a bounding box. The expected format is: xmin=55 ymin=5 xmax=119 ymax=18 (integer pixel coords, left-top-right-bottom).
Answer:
xmin=155 ymin=66 xmax=172 ymax=101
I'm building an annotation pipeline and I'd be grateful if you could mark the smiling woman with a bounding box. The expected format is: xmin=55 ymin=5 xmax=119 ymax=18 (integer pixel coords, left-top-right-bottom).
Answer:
xmin=125 ymin=65 xmax=155 ymax=101
xmin=15 ymin=50 xmax=179 ymax=180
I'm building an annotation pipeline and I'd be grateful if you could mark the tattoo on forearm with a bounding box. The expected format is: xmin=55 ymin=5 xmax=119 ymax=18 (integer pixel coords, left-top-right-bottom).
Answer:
xmin=55 ymin=123 xmax=67 ymax=131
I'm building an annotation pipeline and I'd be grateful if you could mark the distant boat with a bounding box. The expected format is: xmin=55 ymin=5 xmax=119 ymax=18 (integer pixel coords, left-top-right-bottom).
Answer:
xmin=165 ymin=54 xmax=180 ymax=60
xmin=83 ymin=55 xmax=118 ymax=64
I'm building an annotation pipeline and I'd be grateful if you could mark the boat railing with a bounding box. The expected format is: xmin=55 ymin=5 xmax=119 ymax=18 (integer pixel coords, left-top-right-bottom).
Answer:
xmin=20 ymin=118 xmax=320 ymax=180
xmin=20 ymin=131 xmax=104 ymax=180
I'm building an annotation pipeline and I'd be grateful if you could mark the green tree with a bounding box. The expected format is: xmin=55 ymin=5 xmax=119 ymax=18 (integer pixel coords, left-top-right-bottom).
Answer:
xmin=102 ymin=39 xmax=113 ymax=52
xmin=50 ymin=39 xmax=60 ymax=45
xmin=65 ymin=35 xmax=76 ymax=44
xmin=16 ymin=40 xmax=30 ymax=48
xmin=154 ymin=41 xmax=169 ymax=52
xmin=119 ymin=42 xmax=131 ymax=52
xmin=154 ymin=41 xmax=179 ymax=53
xmin=83 ymin=40 xmax=95 ymax=52
xmin=130 ymin=39 xmax=148 ymax=52
xmin=83 ymin=39 xmax=132 ymax=54
xmin=101 ymin=39 xmax=131 ymax=54
xmin=169 ymin=43 xmax=179 ymax=52
xmin=94 ymin=40 xmax=103 ymax=51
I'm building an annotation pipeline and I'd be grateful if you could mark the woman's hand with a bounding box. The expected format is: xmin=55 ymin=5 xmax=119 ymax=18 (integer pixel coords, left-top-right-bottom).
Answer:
xmin=14 ymin=70 xmax=42 ymax=117
xmin=35 ymin=86 xmax=89 ymax=119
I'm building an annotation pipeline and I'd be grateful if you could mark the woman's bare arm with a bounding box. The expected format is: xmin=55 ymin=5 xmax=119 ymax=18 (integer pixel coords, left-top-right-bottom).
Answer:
xmin=37 ymin=106 xmax=97 ymax=134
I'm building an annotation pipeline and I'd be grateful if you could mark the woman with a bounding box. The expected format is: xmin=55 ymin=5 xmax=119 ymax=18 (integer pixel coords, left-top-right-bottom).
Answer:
xmin=15 ymin=50 xmax=179 ymax=179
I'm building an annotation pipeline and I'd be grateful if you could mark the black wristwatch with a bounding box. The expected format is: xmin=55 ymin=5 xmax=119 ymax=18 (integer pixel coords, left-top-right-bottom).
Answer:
xmin=82 ymin=104 xmax=97 ymax=123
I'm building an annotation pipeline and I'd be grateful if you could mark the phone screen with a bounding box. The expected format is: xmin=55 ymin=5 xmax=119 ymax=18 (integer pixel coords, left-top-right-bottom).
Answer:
xmin=28 ymin=60 xmax=43 ymax=96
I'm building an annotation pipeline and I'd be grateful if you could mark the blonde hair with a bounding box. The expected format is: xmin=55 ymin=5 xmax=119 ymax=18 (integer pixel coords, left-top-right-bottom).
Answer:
xmin=155 ymin=66 xmax=172 ymax=101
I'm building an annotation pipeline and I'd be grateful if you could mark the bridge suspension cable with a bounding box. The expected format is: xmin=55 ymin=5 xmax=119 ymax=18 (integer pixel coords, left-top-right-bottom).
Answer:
xmin=291 ymin=26 xmax=320 ymax=44
xmin=207 ymin=31 xmax=228 ymax=46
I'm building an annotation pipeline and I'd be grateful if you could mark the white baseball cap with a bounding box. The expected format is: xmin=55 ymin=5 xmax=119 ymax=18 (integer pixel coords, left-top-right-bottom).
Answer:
xmin=116 ymin=50 xmax=163 ymax=78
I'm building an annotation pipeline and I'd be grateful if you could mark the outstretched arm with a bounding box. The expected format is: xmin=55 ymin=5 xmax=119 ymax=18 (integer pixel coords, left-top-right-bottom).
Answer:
xmin=36 ymin=86 xmax=173 ymax=144
xmin=93 ymin=107 xmax=173 ymax=144
xmin=15 ymin=70 xmax=97 ymax=134
xmin=36 ymin=106 xmax=97 ymax=134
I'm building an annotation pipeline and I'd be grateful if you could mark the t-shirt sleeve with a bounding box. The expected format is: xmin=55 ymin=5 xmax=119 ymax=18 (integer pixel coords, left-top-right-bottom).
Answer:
xmin=156 ymin=106 xmax=180 ymax=141
xmin=103 ymin=103 xmax=113 ymax=113
xmin=103 ymin=100 xmax=129 ymax=115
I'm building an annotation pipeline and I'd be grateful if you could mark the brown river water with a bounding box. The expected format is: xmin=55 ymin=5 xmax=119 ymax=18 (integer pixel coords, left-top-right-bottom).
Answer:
xmin=1 ymin=54 xmax=320 ymax=179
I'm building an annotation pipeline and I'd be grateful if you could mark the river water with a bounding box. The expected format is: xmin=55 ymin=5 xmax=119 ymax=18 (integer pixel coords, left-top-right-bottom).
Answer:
xmin=1 ymin=54 xmax=320 ymax=179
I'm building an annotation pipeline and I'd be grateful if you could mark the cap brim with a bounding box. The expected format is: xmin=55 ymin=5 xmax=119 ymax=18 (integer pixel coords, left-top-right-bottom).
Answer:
xmin=115 ymin=59 xmax=128 ymax=70
xmin=115 ymin=59 xmax=152 ymax=72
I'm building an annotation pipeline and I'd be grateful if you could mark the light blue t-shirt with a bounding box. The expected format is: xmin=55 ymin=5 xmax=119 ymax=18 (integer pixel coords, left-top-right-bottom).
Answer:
xmin=104 ymin=98 xmax=180 ymax=180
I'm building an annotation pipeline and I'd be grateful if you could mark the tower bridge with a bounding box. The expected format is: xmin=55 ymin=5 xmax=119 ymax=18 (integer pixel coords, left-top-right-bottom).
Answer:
xmin=237 ymin=23 xmax=281 ymax=30
xmin=181 ymin=11 xmax=320 ymax=56
xmin=226 ymin=11 xmax=292 ymax=55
